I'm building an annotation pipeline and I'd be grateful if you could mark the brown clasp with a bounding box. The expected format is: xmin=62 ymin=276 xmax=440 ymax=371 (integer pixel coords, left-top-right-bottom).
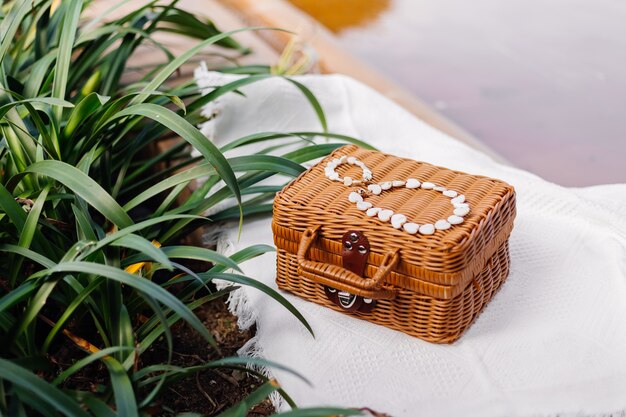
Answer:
xmin=324 ymin=230 xmax=376 ymax=313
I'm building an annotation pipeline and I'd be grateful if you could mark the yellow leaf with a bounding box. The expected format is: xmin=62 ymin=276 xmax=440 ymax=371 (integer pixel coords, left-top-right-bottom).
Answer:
xmin=124 ymin=240 xmax=162 ymax=275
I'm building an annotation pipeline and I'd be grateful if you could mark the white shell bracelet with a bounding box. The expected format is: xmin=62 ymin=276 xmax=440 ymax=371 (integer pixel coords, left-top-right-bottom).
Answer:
xmin=325 ymin=155 xmax=471 ymax=235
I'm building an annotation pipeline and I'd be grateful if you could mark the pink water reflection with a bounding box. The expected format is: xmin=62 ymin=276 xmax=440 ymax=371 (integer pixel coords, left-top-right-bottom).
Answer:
xmin=330 ymin=0 xmax=626 ymax=186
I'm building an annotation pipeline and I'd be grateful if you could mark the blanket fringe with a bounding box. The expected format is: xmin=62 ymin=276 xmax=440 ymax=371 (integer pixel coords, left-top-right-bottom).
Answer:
xmin=214 ymin=233 xmax=286 ymax=411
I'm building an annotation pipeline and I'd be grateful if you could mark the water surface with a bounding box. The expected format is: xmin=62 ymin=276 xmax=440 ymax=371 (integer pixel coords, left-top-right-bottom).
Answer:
xmin=291 ymin=0 xmax=626 ymax=186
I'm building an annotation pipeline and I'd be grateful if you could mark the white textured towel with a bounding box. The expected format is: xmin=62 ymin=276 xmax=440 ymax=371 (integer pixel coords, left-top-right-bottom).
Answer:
xmin=194 ymin=67 xmax=626 ymax=417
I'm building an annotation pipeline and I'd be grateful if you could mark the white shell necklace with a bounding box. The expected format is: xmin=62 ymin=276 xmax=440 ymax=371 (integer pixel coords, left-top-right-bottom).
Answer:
xmin=324 ymin=155 xmax=471 ymax=235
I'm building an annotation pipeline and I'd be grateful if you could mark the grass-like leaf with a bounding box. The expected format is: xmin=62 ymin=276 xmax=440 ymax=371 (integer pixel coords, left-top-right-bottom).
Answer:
xmin=111 ymin=234 xmax=173 ymax=270
xmin=203 ymin=272 xmax=314 ymax=336
xmin=283 ymin=78 xmax=328 ymax=132
xmin=7 ymin=160 xmax=134 ymax=228
xmin=0 ymin=0 xmax=374 ymax=413
xmin=51 ymin=0 xmax=83 ymax=121
xmin=51 ymin=346 xmax=134 ymax=385
xmin=0 ymin=358 xmax=91 ymax=417
xmin=110 ymin=103 xmax=241 ymax=210
xmin=217 ymin=380 xmax=281 ymax=417
xmin=41 ymin=262 xmax=215 ymax=345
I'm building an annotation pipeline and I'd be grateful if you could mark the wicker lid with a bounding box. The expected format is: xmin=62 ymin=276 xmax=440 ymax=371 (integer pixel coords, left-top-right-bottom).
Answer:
xmin=273 ymin=145 xmax=516 ymax=297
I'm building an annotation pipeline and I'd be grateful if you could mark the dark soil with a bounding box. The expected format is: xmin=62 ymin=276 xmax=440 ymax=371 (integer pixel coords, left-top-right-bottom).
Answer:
xmin=142 ymin=298 xmax=275 ymax=416
xmin=51 ymin=296 xmax=274 ymax=416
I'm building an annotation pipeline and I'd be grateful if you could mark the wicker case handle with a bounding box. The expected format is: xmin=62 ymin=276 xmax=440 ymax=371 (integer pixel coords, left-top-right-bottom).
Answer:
xmin=297 ymin=226 xmax=399 ymax=300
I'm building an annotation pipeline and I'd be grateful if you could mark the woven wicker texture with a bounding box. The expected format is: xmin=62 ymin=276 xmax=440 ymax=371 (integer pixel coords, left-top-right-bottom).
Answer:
xmin=272 ymin=145 xmax=516 ymax=342
xmin=276 ymin=241 xmax=509 ymax=343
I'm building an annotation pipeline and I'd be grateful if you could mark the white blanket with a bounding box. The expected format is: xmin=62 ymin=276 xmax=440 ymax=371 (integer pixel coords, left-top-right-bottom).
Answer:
xmin=195 ymin=68 xmax=626 ymax=417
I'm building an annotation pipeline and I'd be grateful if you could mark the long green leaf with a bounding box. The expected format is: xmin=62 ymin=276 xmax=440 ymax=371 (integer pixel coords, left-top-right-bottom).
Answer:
xmin=211 ymin=244 xmax=275 ymax=273
xmin=61 ymin=92 xmax=110 ymax=140
xmin=8 ymin=279 xmax=59 ymax=345
xmin=10 ymin=186 xmax=50 ymax=285
xmin=77 ymin=214 xmax=202 ymax=260
xmin=0 ymin=183 xmax=27 ymax=234
xmin=7 ymin=160 xmax=134 ymax=228
xmin=81 ymin=395 xmax=117 ymax=417
xmin=0 ymin=244 xmax=55 ymax=268
xmin=129 ymin=289 xmax=235 ymax=370
xmin=51 ymin=0 xmax=82 ymax=121
xmin=203 ymin=272 xmax=313 ymax=336
xmin=122 ymin=163 xmax=215 ymax=211
xmin=109 ymin=103 xmax=241 ymax=210
xmin=123 ymin=154 xmax=303 ymax=212
xmin=122 ymin=246 xmax=241 ymax=272
xmin=39 ymin=262 xmax=215 ymax=345
xmin=217 ymin=380 xmax=280 ymax=417
xmin=0 ymin=281 xmax=38 ymax=315
xmin=0 ymin=0 xmax=31 ymax=62
xmin=133 ymin=27 xmax=279 ymax=104
xmin=187 ymin=74 xmax=272 ymax=114
xmin=51 ymin=346 xmax=134 ymax=385
xmin=104 ymin=354 xmax=139 ymax=417
xmin=0 ymin=97 xmax=74 ymax=120
xmin=41 ymin=276 xmax=106 ymax=353
xmin=24 ymin=51 xmax=57 ymax=98
xmin=15 ymin=187 xmax=49 ymax=251
xmin=111 ymin=234 xmax=173 ymax=270
xmin=210 ymin=203 xmax=273 ymax=221
xmin=0 ymin=358 xmax=91 ymax=417
xmin=222 ymin=131 xmax=376 ymax=153
xmin=283 ymin=78 xmax=327 ymax=132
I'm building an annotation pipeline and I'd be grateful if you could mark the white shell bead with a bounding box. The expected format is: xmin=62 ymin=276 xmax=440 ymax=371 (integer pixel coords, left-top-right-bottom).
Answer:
xmin=391 ymin=214 xmax=407 ymax=229
xmin=391 ymin=220 xmax=405 ymax=229
xmin=391 ymin=213 xmax=407 ymax=223
xmin=448 ymin=215 xmax=464 ymax=225
xmin=403 ymin=222 xmax=419 ymax=234
xmin=435 ymin=219 xmax=451 ymax=230
xmin=451 ymin=195 xmax=465 ymax=204
xmin=366 ymin=207 xmax=381 ymax=217
xmin=419 ymin=224 xmax=435 ymax=235
xmin=356 ymin=201 xmax=372 ymax=211
xmin=454 ymin=206 xmax=470 ymax=216
xmin=405 ymin=178 xmax=421 ymax=189
xmin=378 ymin=209 xmax=393 ymax=222
xmin=368 ymin=184 xmax=382 ymax=195
xmin=323 ymin=154 xmax=471 ymax=236
xmin=348 ymin=192 xmax=363 ymax=203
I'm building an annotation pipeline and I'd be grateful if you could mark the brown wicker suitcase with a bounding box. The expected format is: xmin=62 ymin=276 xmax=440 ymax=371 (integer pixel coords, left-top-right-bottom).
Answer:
xmin=272 ymin=145 xmax=516 ymax=343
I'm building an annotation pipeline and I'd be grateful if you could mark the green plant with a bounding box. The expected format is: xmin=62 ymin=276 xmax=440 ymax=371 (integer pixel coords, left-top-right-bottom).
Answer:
xmin=0 ymin=0 xmax=371 ymax=415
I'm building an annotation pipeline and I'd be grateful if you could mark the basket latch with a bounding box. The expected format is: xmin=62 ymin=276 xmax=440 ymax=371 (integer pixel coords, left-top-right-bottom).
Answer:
xmin=324 ymin=230 xmax=376 ymax=313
